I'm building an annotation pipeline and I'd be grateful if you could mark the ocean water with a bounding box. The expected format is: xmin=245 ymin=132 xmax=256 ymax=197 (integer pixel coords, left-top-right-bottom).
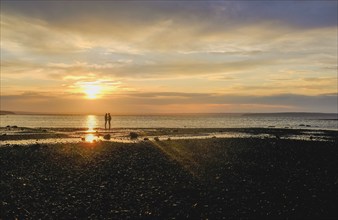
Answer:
xmin=0 ymin=114 xmax=337 ymax=130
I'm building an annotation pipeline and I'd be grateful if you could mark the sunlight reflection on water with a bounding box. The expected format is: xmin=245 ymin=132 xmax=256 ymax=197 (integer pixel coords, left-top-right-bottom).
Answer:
xmin=86 ymin=115 xmax=98 ymax=132
xmin=84 ymin=115 xmax=99 ymax=143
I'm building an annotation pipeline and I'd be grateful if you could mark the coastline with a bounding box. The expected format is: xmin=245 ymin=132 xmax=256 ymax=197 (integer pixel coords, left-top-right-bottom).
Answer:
xmin=1 ymin=127 xmax=337 ymax=146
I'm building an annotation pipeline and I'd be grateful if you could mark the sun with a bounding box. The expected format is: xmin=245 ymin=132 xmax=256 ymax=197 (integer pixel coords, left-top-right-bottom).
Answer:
xmin=83 ymin=84 xmax=101 ymax=99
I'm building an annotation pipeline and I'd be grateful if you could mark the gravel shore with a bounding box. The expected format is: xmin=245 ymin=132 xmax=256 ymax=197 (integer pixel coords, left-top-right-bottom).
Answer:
xmin=1 ymin=135 xmax=337 ymax=219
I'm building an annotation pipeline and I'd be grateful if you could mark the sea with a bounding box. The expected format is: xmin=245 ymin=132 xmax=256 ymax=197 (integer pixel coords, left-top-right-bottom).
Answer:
xmin=0 ymin=113 xmax=337 ymax=130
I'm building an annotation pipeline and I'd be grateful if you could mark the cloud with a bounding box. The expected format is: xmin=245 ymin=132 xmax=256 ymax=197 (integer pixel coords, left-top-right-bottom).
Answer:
xmin=217 ymin=77 xmax=337 ymax=96
xmin=2 ymin=92 xmax=336 ymax=113
xmin=1 ymin=56 xmax=277 ymax=80
xmin=302 ymin=77 xmax=337 ymax=82
xmin=2 ymin=3 xmax=336 ymax=55
xmin=1 ymin=1 xmax=337 ymax=113
xmin=1 ymin=14 xmax=90 ymax=55
xmin=3 ymin=1 xmax=336 ymax=29
xmin=2 ymin=3 xmax=336 ymax=67
xmin=112 ymin=92 xmax=337 ymax=107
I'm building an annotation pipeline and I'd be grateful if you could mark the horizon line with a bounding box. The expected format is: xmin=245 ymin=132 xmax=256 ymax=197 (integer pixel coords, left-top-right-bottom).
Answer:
xmin=1 ymin=110 xmax=337 ymax=116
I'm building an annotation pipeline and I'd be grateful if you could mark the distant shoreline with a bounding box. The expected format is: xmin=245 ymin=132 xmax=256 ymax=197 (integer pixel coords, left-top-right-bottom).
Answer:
xmin=0 ymin=111 xmax=15 ymax=115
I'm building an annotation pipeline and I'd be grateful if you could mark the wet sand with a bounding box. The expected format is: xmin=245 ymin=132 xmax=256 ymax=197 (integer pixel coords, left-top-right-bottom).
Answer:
xmin=1 ymin=127 xmax=337 ymax=145
xmin=1 ymin=128 xmax=337 ymax=219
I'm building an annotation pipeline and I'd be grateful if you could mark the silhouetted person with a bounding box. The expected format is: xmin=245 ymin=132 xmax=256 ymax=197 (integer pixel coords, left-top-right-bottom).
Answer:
xmin=104 ymin=113 xmax=108 ymax=130
xmin=107 ymin=113 xmax=111 ymax=130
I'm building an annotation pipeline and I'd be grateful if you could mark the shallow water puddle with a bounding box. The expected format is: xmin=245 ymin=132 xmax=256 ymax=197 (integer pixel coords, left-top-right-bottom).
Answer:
xmin=1 ymin=130 xmax=333 ymax=146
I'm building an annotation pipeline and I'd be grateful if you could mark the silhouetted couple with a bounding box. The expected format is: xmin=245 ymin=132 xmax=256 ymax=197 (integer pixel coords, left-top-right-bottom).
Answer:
xmin=105 ymin=113 xmax=111 ymax=130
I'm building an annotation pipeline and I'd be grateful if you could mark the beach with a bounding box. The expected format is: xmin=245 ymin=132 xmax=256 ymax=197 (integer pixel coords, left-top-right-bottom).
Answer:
xmin=1 ymin=127 xmax=337 ymax=219
xmin=2 ymin=0 xmax=337 ymax=219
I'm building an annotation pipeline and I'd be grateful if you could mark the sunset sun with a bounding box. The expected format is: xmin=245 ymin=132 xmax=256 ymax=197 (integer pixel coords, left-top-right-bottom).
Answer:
xmin=83 ymin=84 xmax=101 ymax=99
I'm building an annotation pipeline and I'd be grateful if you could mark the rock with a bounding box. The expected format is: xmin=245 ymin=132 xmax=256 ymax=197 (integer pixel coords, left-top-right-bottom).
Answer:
xmin=103 ymin=134 xmax=111 ymax=140
xmin=130 ymin=132 xmax=138 ymax=139
xmin=154 ymin=137 xmax=160 ymax=141
xmin=143 ymin=137 xmax=149 ymax=141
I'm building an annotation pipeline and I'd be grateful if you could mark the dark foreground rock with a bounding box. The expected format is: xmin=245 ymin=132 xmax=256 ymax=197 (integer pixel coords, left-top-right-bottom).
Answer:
xmin=1 ymin=138 xmax=337 ymax=219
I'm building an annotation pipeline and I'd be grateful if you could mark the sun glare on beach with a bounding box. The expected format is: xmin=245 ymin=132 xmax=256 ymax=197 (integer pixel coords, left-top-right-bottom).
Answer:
xmin=85 ymin=134 xmax=96 ymax=143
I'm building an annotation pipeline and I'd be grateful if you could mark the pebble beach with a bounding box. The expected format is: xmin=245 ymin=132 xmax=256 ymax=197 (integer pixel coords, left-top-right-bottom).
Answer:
xmin=1 ymin=127 xmax=337 ymax=219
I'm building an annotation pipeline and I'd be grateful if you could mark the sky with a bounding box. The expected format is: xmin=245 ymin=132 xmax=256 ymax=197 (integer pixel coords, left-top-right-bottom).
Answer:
xmin=1 ymin=0 xmax=337 ymax=114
